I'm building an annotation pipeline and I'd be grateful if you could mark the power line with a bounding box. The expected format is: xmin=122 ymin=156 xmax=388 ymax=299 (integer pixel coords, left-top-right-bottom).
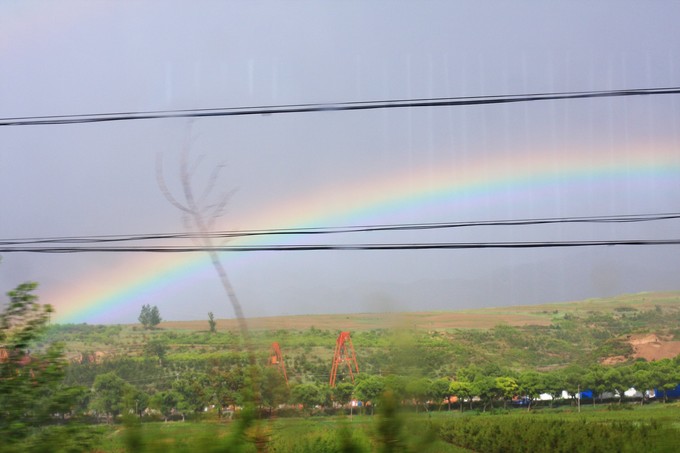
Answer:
xmin=1 ymin=239 xmax=679 ymax=253
xmin=1 ymin=212 xmax=678 ymax=246
xmin=1 ymin=86 xmax=679 ymax=126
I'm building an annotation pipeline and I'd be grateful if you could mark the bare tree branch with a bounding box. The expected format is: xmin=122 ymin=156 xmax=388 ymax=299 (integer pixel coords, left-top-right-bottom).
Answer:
xmin=188 ymin=153 xmax=206 ymax=182
xmin=156 ymin=123 xmax=264 ymax=450
xmin=199 ymin=162 xmax=227 ymax=205
xmin=155 ymin=153 xmax=193 ymax=214
xmin=205 ymin=188 xmax=238 ymax=231
xmin=158 ymin=124 xmax=250 ymax=341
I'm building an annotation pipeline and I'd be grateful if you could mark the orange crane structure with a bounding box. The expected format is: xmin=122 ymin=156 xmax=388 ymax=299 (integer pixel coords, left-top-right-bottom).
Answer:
xmin=329 ymin=331 xmax=359 ymax=387
xmin=269 ymin=342 xmax=288 ymax=385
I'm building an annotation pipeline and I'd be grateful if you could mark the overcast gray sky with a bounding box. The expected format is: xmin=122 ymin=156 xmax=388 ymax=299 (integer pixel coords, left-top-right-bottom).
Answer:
xmin=1 ymin=1 xmax=680 ymax=324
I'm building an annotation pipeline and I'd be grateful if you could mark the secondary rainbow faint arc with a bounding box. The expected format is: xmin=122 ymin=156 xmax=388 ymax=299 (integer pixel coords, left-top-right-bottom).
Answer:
xmin=49 ymin=145 xmax=680 ymax=323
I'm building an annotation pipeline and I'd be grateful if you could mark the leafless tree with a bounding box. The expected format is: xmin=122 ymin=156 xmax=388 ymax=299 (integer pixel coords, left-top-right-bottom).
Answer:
xmin=155 ymin=129 xmax=249 ymax=343
xmin=156 ymin=128 xmax=267 ymax=450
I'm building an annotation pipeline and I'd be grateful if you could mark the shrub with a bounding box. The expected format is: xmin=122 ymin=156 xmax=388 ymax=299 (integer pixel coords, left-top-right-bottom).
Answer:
xmin=439 ymin=416 xmax=675 ymax=452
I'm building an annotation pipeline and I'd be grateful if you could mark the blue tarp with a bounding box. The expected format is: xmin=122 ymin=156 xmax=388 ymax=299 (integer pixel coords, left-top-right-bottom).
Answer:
xmin=655 ymin=384 xmax=680 ymax=398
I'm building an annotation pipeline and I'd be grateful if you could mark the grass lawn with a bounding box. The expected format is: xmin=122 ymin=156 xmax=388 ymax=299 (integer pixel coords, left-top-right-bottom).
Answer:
xmin=90 ymin=402 xmax=680 ymax=453
xmin=95 ymin=413 xmax=469 ymax=452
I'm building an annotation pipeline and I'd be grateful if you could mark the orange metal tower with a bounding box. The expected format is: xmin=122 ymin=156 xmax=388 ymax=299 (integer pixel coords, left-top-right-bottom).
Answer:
xmin=269 ymin=342 xmax=288 ymax=385
xmin=329 ymin=331 xmax=359 ymax=387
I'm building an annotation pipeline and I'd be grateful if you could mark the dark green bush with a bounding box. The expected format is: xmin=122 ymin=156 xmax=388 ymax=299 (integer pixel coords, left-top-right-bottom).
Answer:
xmin=439 ymin=416 xmax=676 ymax=453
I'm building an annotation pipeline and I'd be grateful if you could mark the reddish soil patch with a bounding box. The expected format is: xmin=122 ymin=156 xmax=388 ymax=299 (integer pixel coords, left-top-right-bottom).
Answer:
xmin=627 ymin=334 xmax=680 ymax=361
xmin=601 ymin=355 xmax=628 ymax=365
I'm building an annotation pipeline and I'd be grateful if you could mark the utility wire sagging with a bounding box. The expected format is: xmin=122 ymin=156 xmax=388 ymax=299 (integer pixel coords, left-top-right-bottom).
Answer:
xmin=2 ymin=240 xmax=680 ymax=254
xmin=1 ymin=212 xmax=678 ymax=246
xmin=1 ymin=87 xmax=679 ymax=126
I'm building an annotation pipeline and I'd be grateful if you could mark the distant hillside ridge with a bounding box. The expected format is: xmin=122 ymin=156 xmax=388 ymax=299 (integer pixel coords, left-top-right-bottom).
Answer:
xmin=45 ymin=290 xmax=680 ymax=377
xmin=157 ymin=290 xmax=680 ymax=332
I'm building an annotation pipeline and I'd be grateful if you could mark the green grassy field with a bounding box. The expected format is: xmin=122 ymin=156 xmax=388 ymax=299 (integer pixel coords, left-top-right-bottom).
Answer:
xmin=84 ymin=402 xmax=680 ymax=453
xmin=92 ymin=414 xmax=463 ymax=453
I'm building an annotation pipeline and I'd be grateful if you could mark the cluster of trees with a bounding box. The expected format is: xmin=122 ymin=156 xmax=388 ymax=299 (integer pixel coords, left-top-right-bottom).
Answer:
xmin=92 ymin=358 xmax=680 ymax=420
xmin=287 ymin=360 xmax=680 ymax=415
xmin=138 ymin=306 xmax=217 ymax=332
xmin=138 ymin=305 xmax=162 ymax=329
xmin=446 ymin=360 xmax=680 ymax=412
xmin=280 ymin=357 xmax=680 ymax=416
xmin=70 ymin=363 xmax=288 ymax=421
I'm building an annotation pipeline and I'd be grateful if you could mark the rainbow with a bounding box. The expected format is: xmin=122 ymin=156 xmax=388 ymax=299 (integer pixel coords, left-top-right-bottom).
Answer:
xmin=49 ymin=144 xmax=680 ymax=323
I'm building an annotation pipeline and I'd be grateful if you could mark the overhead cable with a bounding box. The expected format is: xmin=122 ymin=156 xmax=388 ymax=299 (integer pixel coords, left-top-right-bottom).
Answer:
xmin=1 ymin=212 xmax=678 ymax=246
xmin=1 ymin=239 xmax=680 ymax=253
xmin=1 ymin=86 xmax=679 ymax=127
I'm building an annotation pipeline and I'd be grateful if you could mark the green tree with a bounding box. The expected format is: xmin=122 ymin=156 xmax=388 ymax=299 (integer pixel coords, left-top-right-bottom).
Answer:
xmin=150 ymin=305 xmax=162 ymax=327
xmin=471 ymin=376 xmax=498 ymax=411
xmin=448 ymin=380 xmax=473 ymax=412
xmin=542 ymin=369 xmax=566 ymax=407
xmin=48 ymin=385 xmax=91 ymax=420
xmin=405 ymin=377 xmax=430 ymax=412
xmin=172 ymin=370 xmax=211 ymax=414
xmin=603 ymin=366 xmax=626 ymax=404
xmin=495 ymin=376 xmax=519 ymax=409
xmin=518 ymin=370 xmax=544 ymax=411
xmin=631 ymin=362 xmax=653 ymax=405
xmin=90 ymin=372 xmax=133 ymax=422
xmin=562 ymin=364 xmax=586 ymax=404
xmin=428 ymin=377 xmax=452 ymax=411
xmin=138 ymin=304 xmax=151 ymax=328
xmin=207 ymin=367 xmax=245 ymax=417
xmin=138 ymin=304 xmax=162 ymax=329
xmin=260 ymin=366 xmax=289 ymax=415
xmin=150 ymin=390 xmax=185 ymax=421
xmin=354 ymin=374 xmax=385 ymax=415
xmin=649 ymin=359 xmax=680 ymax=403
xmin=383 ymin=374 xmax=408 ymax=400
xmin=0 ymin=282 xmax=79 ymax=443
xmin=208 ymin=311 xmax=217 ymax=333
xmin=291 ymin=383 xmax=325 ymax=413
xmin=143 ymin=338 xmax=168 ymax=365
xmin=123 ymin=387 xmax=149 ymax=420
xmin=332 ymin=381 xmax=354 ymax=408
xmin=584 ymin=364 xmax=608 ymax=406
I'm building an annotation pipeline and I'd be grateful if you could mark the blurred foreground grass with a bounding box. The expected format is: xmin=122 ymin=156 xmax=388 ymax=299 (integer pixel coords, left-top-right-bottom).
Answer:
xmin=10 ymin=402 xmax=679 ymax=452
xmin=89 ymin=402 xmax=680 ymax=453
xmin=94 ymin=413 xmax=465 ymax=453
